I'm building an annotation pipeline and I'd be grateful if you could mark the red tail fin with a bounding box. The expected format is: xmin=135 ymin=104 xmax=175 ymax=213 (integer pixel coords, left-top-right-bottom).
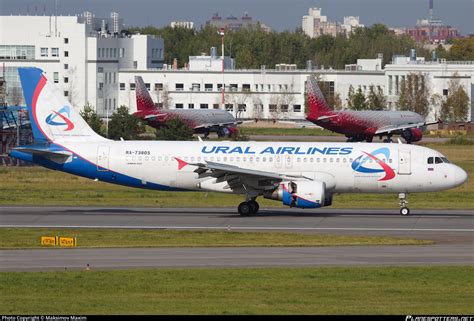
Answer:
xmin=135 ymin=76 xmax=156 ymax=112
xmin=306 ymin=76 xmax=335 ymax=121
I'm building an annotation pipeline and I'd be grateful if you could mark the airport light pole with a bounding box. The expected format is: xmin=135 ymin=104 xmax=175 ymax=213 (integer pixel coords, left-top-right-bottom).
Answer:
xmin=219 ymin=28 xmax=225 ymax=110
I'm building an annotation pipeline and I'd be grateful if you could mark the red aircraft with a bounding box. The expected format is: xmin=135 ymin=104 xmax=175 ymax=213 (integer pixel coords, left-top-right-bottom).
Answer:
xmin=134 ymin=76 xmax=239 ymax=137
xmin=305 ymin=76 xmax=440 ymax=143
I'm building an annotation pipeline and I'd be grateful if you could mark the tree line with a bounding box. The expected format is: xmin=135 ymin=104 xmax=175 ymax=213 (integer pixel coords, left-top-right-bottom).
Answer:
xmin=128 ymin=24 xmax=473 ymax=69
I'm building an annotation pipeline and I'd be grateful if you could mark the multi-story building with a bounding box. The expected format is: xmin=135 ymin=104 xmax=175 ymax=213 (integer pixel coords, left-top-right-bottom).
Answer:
xmin=302 ymin=7 xmax=345 ymax=38
xmin=170 ymin=21 xmax=194 ymax=29
xmin=0 ymin=14 xmax=164 ymax=117
xmin=405 ymin=19 xmax=460 ymax=43
xmin=206 ymin=12 xmax=271 ymax=32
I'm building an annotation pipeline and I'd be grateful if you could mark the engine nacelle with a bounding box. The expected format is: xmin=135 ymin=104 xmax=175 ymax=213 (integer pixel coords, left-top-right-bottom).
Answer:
xmin=264 ymin=180 xmax=327 ymax=209
xmin=401 ymin=128 xmax=423 ymax=143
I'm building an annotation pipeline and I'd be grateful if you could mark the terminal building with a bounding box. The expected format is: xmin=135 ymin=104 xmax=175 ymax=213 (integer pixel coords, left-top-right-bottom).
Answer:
xmin=1 ymin=13 xmax=473 ymax=124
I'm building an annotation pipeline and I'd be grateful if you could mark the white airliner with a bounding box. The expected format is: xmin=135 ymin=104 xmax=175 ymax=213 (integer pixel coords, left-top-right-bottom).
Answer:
xmin=10 ymin=68 xmax=468 ymax=216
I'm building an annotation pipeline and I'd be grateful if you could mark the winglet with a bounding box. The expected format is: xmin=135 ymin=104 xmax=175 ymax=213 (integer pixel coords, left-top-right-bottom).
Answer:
xmin=174 ymin=157 xmax=189 ymax=170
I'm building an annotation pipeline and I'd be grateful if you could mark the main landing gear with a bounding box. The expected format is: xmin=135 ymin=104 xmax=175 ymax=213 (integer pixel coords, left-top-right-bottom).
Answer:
xmin=238 ymin=199 xmax=260 ymax=216
xmin=399 ymin=193 xmax=410 ymax=216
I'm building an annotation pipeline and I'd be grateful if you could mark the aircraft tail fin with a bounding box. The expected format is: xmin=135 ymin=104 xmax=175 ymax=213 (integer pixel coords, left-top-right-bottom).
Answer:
xmin=135 ymin=76 xmax=156 ymax=112
xmin=305 ymin=76 xmax=335 ymax=122
xmin=18 ymin=67 xmax=106 ymax=143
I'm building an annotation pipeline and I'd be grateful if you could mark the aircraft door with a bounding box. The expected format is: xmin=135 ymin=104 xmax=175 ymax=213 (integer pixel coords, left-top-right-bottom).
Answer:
xmin=398 ymin=149 xmax=411 ymax=175
xmin=97 ymin=146 xmax=110 ymax=171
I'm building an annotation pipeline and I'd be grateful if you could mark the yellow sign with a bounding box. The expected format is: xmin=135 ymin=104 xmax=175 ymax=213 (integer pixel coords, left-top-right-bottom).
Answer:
xmin=59 ymin=237 xmax=77 ymax=247
xmin=41 ymin=236 xmax=58 ymax=246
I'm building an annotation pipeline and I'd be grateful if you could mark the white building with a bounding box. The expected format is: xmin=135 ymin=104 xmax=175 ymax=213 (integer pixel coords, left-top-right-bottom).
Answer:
xmin=1 ymin=15 xmax=472 ymax=123
xmin=170 ymin=21 xmax=194 ymax=29
xmin=342 ymin=16 xmax=364 ymax=35
xmin=0 ymin=14 xmax=164 ymax=117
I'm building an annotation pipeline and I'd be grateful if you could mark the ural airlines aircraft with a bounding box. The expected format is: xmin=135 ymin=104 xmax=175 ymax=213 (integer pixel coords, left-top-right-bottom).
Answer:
xmin=306 ymin=76 xmax=440 ymax=143
xmin=11 ymin=68 xmax=467 ymax=216
xmin=134 ymin=76 xmax=239 ymax=137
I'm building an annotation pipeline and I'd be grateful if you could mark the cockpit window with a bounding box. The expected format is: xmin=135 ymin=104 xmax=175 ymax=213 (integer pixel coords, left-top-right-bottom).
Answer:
xmin=441 ymin=157 xmax=450 ymax=164
xmin=427 ymin=157 xmax=433 ymax=164
xmin=435 ymin=157 xmax=443 ymax=164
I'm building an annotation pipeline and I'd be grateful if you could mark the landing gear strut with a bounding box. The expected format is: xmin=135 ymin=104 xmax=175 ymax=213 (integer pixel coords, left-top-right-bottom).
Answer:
xmin=238 ymin=199 xmax=260 ymax=216
xmin=399 ymin=193 xmax=410 ymax=216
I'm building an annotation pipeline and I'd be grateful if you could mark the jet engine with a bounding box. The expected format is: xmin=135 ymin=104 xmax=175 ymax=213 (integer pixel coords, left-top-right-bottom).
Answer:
xmin=401 ymin=128 xmax=423 ymax=143
xmin=264 ymin=181 xmax=327 ymax=209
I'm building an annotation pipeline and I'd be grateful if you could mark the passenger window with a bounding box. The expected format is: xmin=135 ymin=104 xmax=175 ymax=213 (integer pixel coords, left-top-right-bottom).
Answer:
xmin=427 ymin=157 xmax=433 ymax=164
xmin=435 ymin=157 xmax=443 ymax=164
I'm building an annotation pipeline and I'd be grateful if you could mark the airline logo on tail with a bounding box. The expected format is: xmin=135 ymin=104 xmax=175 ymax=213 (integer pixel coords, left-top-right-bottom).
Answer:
xmin=45 ymin=106 xmax=75 ymax=131
xmin=351 ymin=147 xmax=396 ymax=181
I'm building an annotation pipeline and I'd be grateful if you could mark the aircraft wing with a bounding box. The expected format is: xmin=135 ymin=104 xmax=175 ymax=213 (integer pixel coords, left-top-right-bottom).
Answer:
xmin=187 ymin=160 xmax=312 ymax=192
xmin=193 ymin=121 xmax=241 ymax=130
xmin=375 ymin=122 xmax=429 ymax=135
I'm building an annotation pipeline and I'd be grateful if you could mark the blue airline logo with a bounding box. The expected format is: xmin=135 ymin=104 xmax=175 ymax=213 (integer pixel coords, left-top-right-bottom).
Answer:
xmin=351 ymin=147 xmax=396 ymax=181
xmin=45 ymin=106 xmax=74 ymax=131
xmin=201 ymin=146 xmax=353 ymax=155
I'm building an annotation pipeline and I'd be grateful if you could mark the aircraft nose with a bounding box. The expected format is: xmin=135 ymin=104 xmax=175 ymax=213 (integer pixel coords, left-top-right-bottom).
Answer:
xmin=453 ymin=166 xmax=468 ymax=187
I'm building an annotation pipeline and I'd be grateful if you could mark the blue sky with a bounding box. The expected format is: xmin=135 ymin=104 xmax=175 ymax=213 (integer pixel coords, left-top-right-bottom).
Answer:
xmin=1 ymin=0 xmax=473 ymax=35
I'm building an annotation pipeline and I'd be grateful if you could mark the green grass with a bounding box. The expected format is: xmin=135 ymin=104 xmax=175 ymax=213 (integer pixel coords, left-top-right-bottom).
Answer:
xmin=0 ymin=143 xmax=472 ymax=208
xmin=0 ymin=228 xmax=432 ymax=249
xmin=240 ymin=127 xmax=340 ymax=136
xmin=0 ymin=266 xmax=472 ymax=314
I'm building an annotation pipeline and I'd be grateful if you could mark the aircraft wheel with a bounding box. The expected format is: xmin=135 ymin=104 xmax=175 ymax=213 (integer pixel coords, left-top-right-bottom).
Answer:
xmin=400 ymin=207 xmax=410 ymax=216
xmin=248 ymin=200 xmax=259 ymax=214
xmin=238 ymin=202 xmax=253 ymax=216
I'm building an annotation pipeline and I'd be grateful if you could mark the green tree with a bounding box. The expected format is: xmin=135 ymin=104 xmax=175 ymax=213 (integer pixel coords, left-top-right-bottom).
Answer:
xmin=80 ymin=103 xmax=104 ymax=136
xmin=154 ymin=117 xmax=194 ymax=141
xmin=108 ymin=105 xmax=145 ymax=140
xmin=447 ymin=37 xmax=474 ymax=61
xmin=366 ymin=85 xmax=387 ymax=110
xmin=440 ymin=77 xmax=470 ymax=122
xmin=396 ymin=73 xmax=430 ymax=117
xmin=347 ymin=86 xmax=367 ymax=110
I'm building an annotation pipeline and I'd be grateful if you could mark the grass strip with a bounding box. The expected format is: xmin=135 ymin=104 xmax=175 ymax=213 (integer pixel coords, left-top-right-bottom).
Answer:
xmin=0 ymin=228 xmax=432 ymax=249
xmin=0 ymin=266 xmax=472 ymax=314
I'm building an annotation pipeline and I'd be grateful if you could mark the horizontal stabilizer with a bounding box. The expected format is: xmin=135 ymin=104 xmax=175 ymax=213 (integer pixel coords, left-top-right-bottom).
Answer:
xmin=13 ymin=145 xmax=71 ymax=157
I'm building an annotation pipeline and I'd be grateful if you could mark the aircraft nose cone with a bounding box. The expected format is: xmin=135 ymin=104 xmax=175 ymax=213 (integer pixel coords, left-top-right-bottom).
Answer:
xmin=454 ymin=166 xmax=468 ymax=187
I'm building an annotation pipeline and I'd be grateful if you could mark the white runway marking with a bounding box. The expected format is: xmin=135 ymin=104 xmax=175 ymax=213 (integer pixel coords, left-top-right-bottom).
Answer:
xmin=1 ymin=224 xmax=473 ymax=232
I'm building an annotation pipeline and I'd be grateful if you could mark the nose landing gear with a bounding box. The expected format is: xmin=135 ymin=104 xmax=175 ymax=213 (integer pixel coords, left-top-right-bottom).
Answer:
xmin=399 ymin=193 xmax=410 ymax=215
